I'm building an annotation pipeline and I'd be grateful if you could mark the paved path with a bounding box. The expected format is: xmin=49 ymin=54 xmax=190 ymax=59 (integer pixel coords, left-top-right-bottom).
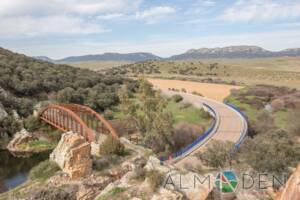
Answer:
xmin=156 ymin=88 xmax=247 ymax=168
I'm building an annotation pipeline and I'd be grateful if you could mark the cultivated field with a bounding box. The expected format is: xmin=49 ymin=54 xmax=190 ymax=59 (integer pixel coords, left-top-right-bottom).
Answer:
xmin=148 ymin=78 xmax=242 ymax=102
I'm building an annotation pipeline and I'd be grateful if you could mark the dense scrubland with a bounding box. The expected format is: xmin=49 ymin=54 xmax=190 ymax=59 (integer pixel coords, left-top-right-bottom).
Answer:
xmin=0 ymin=47 xmax=135 ymax=138
xmin=0 ymin=47 xmax=212 ymax=159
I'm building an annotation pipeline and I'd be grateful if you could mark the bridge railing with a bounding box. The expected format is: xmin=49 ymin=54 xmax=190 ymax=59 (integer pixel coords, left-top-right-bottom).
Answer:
xmin=160 ymin=103 xmax=219 ymax=162
xmin=225 ymin=103 xmax=248 ymax=151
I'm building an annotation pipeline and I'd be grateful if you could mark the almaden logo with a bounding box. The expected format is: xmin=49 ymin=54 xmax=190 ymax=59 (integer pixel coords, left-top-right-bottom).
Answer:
xmin=215 ymin=171 xmax=238 ymax=193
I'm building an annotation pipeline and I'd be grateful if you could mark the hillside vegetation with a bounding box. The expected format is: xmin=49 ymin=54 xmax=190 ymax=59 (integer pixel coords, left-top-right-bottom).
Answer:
xmin=199 ymin=85 xmax=300 ymax=175
xmin=116 ymin=78 xmax=213 ymax=157
xmin=0 ymin=47 xmax=134 ymax=137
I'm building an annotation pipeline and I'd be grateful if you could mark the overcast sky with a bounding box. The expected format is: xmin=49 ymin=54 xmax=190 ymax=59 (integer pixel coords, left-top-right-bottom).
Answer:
xmin=0 ymin=0 xmax=300 ymax=59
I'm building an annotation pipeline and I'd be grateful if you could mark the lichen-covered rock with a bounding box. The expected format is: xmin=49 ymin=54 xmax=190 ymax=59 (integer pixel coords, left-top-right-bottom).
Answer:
xmin=7 ymin=129 xmax=36 ymax=152
xmin=76 ymin=176 xmax=113 ymax=200
xmin=164 ymin=170 xmax=213 ymax=200
xmin=31 ymin=184 xmax=79 ymax=200
xmin=50 ymin=132 xmax=92 ymax=179
xmin=276 ymin=164 xmax=300 ymax=200
xmin=0 ymin=103 xmax=8 ymax=121
xmin=151 ymin=188 xmax=184 ymax=200
xmin=91 ymin=134 xmax=107 ymax=156
xmin=144 ymin=156 xmax=170 ymax=174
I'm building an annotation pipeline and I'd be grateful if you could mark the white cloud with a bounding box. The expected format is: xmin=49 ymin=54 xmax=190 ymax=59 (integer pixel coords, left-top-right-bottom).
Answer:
xmin=220 ymin=0 xmax=300 ymax=22
xmin=135 ymin=6 xmax=176 ymax=24
xmin=70 ymin=0 xmax=142 ymax=15
xmin=0 ymin=0 xmax=142 ymax=37
xmin=97 ymin=13 xmax=124 ymax=20
xmin=0 ymin=0 xmax=143 ymax=16
xmin=10 ymin=29 xmax=300 ymax=59
xmin=0 ymin=15 xmax=109 ymax=37
xmin=202 ymin=0 xmax=216 ymax=7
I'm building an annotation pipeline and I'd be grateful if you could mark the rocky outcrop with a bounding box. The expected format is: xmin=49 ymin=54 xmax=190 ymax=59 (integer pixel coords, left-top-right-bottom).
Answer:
xmin=152 ymin=188 xmax=184 ymax=200
xmin=164 ymin=170 xmax=213 ymax=200
xmin=50 ymin=132 xmax=92 ymax=179
xmin=144 ymin=156 xmax=171 ymax=174
xmin=276 ymin=164 xmax=300 ymax=200
xmin=7 ymin=129 xmax=37 ymax=152
xmin=0 ymin=103 xmax=8 ymax=121
xmin=91 ymin=134 xmax=107 ymax=156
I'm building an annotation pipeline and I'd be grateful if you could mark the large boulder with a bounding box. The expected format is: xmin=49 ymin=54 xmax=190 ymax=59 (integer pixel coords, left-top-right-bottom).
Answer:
xmin=276 ymin=164 xmax=300 ymax=200
xmin=50 ymin=132 xmax=92 ymax=179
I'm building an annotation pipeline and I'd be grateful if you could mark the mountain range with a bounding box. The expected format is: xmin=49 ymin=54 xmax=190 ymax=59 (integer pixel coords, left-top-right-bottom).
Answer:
xmin=34 ymin=46 xmax=300 ymax=63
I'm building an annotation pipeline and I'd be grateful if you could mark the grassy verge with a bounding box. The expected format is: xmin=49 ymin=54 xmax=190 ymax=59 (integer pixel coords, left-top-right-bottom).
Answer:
xmin=113 ymin=99 xmax=212 ymax=126
xmin=273 ymin=109 xmax=290 ymax=130
xmin=19 ymin=140 xmax=57 ymax=152
xmin=29 ymin=160 xmax=60 ymax=181
xmin=97 ymin=187 xmax=126 ymax=200
xmin=165 ymin=101 xmax=211 ymax=125
xmin=225 ymin=87 xmax=290 ymax=130
xmin=225 ymin=95 xmax=260 ymax=121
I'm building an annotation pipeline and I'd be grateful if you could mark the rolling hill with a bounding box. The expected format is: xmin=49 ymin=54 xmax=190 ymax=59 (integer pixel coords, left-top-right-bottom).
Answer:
xmin=38 ymin=52 xmax=162 ymax=63
xmin=35 ymin=46 xmax=300 ymax=63
xmin=169 ymin=46 xmax=300 ymax=60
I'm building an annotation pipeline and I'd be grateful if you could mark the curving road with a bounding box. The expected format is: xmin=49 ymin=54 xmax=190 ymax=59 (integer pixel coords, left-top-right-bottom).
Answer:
xmin=156 ymin=88 xmax=247 ymax=168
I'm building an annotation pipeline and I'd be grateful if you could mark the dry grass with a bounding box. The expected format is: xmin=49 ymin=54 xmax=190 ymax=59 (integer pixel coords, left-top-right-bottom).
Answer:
xmin=134 ymin=58 xmax=300 ymax=89
xmin=148 ymin=78 xmax=242 ymax=101
xmin=74 ymin=57 xmax=300 ymax=89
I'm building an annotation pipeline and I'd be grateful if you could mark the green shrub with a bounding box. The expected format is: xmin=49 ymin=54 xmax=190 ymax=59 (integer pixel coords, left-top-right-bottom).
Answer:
xmin=146 ymin=170 xmax=164 ymax=191
xmin=24 ymin=115 xmax=41 ymax=132
xmin=97 ymin=187 xmax=126 ymax=200
xmin=103 ymin=109 xmax=114 ymax=120
xmin=93 ymin=157 xmax=110 ymax=171
xmin=192 ymin=91 xmax=203 ymax=96
xmin=110 ymin=187 xmax=126 ymax=195
xmin=240 ymin=129 xmax=300 ymax=175
xmin=99 ymin=136 xmax=125 ymax=156
xmin=31 ymin=185 xmax=78 ymax=200
xmin=172 ymin=94 xmax=183 ymax=103
xmin=179 ymin=102 xmax=192 ymax=109
xmin=29 ymin=160 xmax=60 ymax=180
xmin=0 ymin=116 xmax=22 ymax=136
xmin=197 ymin=140 xmax=235 ymax=168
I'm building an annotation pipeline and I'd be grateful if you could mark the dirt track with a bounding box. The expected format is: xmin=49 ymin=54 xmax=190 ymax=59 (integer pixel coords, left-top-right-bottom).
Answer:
xmin=148 ymin=78 xmax=242 ymax=102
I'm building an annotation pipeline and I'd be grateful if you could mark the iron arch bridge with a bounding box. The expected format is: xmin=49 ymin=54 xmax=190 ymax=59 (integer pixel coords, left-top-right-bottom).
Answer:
xmin=39 ymin=103 xmax=118 ymax=143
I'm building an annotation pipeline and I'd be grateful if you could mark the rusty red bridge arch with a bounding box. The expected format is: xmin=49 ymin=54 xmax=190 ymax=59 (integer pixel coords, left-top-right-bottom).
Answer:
xmin=39 ymin=103 xmax=118 ymax=142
